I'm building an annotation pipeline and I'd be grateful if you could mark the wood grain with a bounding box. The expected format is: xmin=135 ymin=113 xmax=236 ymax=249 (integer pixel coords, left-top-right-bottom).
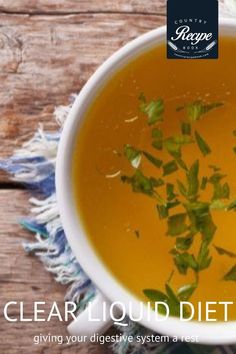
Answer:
xmin=0 ymin=189 xmax=110 ymax=353
xmin=0 ymin=13 xmax=165 ymax=167
xmin=0 ymin=1 xmax=166 ymax=15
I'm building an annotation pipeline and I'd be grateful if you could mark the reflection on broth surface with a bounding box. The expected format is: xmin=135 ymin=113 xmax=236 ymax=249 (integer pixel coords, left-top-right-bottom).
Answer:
xmin=72 ymin=38 xmax=236 ymax=321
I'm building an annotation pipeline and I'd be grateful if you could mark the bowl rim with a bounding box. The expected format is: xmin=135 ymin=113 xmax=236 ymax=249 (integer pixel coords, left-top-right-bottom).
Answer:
xmin=56 ymin=18 xmax=236 ymax=344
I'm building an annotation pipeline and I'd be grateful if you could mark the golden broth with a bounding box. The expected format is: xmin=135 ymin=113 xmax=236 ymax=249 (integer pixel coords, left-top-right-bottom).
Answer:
xmin=72 ymin=38 xmax=236 ymax=321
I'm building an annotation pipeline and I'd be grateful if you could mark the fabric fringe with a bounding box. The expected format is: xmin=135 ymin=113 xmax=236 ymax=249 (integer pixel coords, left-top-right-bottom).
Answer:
xmin=0 ymin=100 xmax=96 ymax=315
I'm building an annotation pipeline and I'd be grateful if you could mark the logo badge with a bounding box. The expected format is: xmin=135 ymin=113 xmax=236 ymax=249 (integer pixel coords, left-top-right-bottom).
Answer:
xmin=167 ymin=0 xmax=218 ymax=59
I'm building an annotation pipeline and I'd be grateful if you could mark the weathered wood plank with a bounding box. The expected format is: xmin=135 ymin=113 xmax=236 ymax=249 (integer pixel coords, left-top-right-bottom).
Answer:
xmin=0 ymin=189 xmax=110 ymax=353
xmin=0 ymin=13 xmax=165 ymax=166
xmin=0 ymin=1 xmax=166 ymax=15
xmin=0 ymin=2 xmax=166 ymax=352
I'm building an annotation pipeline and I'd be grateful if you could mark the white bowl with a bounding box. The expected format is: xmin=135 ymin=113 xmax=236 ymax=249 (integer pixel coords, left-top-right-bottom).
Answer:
xmin=56 ymin=18 xmax=236 ymax=344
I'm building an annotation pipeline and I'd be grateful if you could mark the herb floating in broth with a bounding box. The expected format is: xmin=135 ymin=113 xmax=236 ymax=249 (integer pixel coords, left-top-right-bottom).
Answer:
xmin=166 ymin=183 xmax=177 ymax=201
xmin=227 ymin=200 xmax=236 ymax=211
xmin=194 ymin=131 xmax=211 ymax=156
xmin=223 ymin=265 xmax=236 ymax=281
xmin=181 ymin=122 xmax=192 ymax=136
xmin=144 ymin=277 xmax=192 ymax=318
xmin=163 ymin=160 xmax=178 ymax=176
xmin=121 ymin=170 xmax=155 ymax=196
xmin=177 ymin=283 xmax=197 ymax=301
xmin=167 ymin=213 xmax=188 ymax=237
xmin=139 ymin=94 xmax=164 ymax=125
xmin=171 ymin=250 xmax=198 ymax=275
xmin=121 ymin=95 xmax=236 ymax=318
xmin=214 ymin=245 xmax=236 ymax=258
xmin=143 ymin=151 xmax=163 ymax=168
xmin=176 ymin=234 xmax=194 ymax=251
xmin=144 ymin=284 xmax=186 ymax=317
xmin=177 ymin=100 xmax=223 ymax=122
xmin=152 ymin=128 xmax=163 ymax=150
xmin=123 ymin=145 xmax=141 ymax=168
xmin=209 ymin=164 xmax=221 ymax=172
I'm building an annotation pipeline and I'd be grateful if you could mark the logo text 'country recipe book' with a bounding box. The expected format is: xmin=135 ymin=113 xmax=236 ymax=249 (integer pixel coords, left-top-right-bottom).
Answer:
xmin=167 ymin=0 xmax=219 ymax=59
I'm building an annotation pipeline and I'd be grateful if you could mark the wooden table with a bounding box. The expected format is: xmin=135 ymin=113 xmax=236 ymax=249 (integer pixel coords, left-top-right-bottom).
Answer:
xmin=0 ymin=1 xmax=166 ymax=353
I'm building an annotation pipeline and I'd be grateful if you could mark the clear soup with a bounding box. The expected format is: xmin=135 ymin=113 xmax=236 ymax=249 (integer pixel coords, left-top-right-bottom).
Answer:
xmin=72 ymin=38 xmax=236 ymax=321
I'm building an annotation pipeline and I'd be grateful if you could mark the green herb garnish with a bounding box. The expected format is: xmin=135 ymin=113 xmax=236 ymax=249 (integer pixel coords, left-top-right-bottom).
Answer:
xmin=156 ymin=204 xmax=169 ymax=219
xmin=186 ymin=160 xmax=199 ymax=200
xmin=152 ymin=128 xmax=163 ymax=139
xmin=209 ymin=173 xmax=226 ymax=184
xmin=197 ymin=240 xmax=212 ymax=271
xmin=143 ymin=288 xmax=169 ymax=303
xmin=227 ymin=200 xmax=236 ymax=211
xmin=163 ymin=160 xmax=178 ymax=176
xmin=166 ymin=183 xmax=177 ymax=201
xmin=121 ymin=170 xmax=154 ymax=196
xmin=195 ymin=131 xmax=211 ymax=156
xmin=167 ymin=213 xmax=188 ymax=236
xmin=223 ymin=265 xmax=236 ymax=281
xmin=178 ymin=101 xmax=223 ymax=122
xmin=210 ymin=199 xmax=226 ymax=210
xmin=208 ymin=172 xmax=230 ymax=201
xmin=172 ymin=251 xmax=198 ymax=275
xmin=143 ymin=284 xmax=188 ymax=317
xmin=164 ymin=135 xmax=192 ymax=159
xmin=177 ymin=283 xmax=197 ymax=301
xmin=176 ymin=234 xmax=194 ymax=251
xmin=120 ymin=95 xmax=236 ymax=316
xmin=139 ymin=94 xmax=164 ymax=125
xmin=214 ymin=245 xmax=236 ymax=258
xmin=143 ymin=151 xmax=163 ymax=168
xmin=181 ymin=122 xmax=191 ymax=135
xmin=177 ymin=179 xmax=187 ymax=197
xmin=123 ymin=144 xmax=141 ymax=168
xmin=157 ymin=199 xmax=180 ymax=220
xmin=176 ymin=158 xmax=188 ymax=171
xmin=152 ymin=128 xmax=163 ymax=150
xmin=209 ymin=165 xmax=221 ymax=172
xmin=200 ymin=176 xmax=208 ymax=190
